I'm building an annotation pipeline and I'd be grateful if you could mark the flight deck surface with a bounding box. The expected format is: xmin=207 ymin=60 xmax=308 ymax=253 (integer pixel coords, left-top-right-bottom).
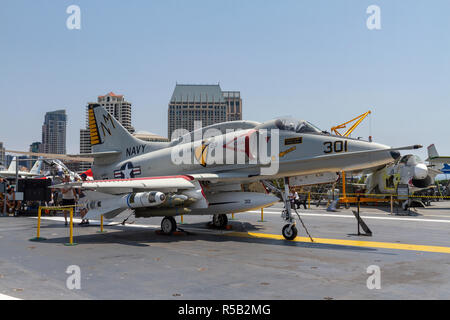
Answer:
xmin=1 ymin=201 xmax=450 ymax=300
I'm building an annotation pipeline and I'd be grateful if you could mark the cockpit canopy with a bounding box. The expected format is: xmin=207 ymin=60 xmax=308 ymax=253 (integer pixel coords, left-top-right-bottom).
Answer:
xmin=255 ymin=117 xmax=322 ymax=134
xmin=399 ymin=155 xmax=424 ymax=166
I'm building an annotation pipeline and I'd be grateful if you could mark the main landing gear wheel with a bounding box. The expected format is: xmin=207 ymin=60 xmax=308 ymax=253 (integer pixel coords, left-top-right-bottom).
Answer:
xmin=161 ymin=216 xmax=177 ymax=234
xmin=282 ymin=224 xmax=298 ymax=240
xmin=212 ymin=214 xmax=228 ymax=228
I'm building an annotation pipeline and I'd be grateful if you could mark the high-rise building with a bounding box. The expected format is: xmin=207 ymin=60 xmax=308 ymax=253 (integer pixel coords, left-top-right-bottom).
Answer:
xmin=79 ymin=93 xmax=134 ymax=171
xmin=42 ymin=110 xmax=67 ymax=155
xmin=223 ymin=91 xmax=242 ymax=122
xmin=0 ymin=142 xmax=5 ymax=169
xmin=28 ymin=141 xmax=42 ymax=170
xmin=168 ymin=84 xmax=242 ymax=140
xmin=97 ymin=92 xmax=134 ymax=133
xmin=29 ymin=142 xmax=42 ymax=153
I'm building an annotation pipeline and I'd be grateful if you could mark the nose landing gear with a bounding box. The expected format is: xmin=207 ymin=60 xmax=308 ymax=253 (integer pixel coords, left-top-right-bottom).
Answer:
xmin=263 ymin=178 xmax=313 ymax=241
xmin=280 ymin=177 xmax=297 ymax=240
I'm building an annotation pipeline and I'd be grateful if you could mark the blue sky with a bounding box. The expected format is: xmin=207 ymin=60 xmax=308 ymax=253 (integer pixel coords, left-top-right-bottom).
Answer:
xmin=1 ymin=0 xmax=449 ymax=163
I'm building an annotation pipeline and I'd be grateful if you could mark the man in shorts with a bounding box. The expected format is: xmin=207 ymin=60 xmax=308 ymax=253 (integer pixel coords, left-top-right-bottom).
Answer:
xmin=61 ymin=175 xmax=77 ymax=226
xmin=77 ymin=174 xmax=89 ymax=226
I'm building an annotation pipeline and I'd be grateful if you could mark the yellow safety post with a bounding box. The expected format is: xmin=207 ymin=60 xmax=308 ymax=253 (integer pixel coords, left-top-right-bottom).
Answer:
xmin=29 ymin=206 xmax=47 ymax=242
xmin=64 ymin=207 xmax=77 ymax=246
xmin=308 ymin=192 xmax=311 ymax=209
xmin=180 ymin=215 xmax=184 ymax=224
xmin=258 ymin=208 xmax=265 ymax=222
xmin=230 ymin=213 xmax=236 ymax=220
xmin=97 ymin=215 xmax=107 ymax=233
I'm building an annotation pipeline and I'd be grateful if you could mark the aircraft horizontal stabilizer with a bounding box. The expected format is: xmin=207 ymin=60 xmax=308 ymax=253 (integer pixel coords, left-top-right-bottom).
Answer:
xmin=5 ymin=150 xmax=93 ymax=162
xmin=68 ymin=151 xmax=121 ymax=158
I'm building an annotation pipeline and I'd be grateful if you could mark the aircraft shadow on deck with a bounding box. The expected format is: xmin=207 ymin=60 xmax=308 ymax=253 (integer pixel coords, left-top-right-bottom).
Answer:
xmin=34 ymin=220 xmax=390 ymax=255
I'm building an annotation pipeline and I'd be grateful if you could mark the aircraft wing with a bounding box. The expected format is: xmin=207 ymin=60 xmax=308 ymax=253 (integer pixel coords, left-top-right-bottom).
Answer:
xmin=54 ymin=175 xmax=209 ymax=219
xmin=428 ymin=167 xmax=443 ymax=180
xmin=52 ymin=175 xmax=199 ymax=194
xmin=428 ymin=156 xmax=450 ymax=164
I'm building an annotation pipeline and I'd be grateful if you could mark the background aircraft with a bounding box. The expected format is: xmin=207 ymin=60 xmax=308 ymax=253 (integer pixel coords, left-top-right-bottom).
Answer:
xmin=364 ymin=144 xmax=447 ymax=196
xmin=39 ymin=159 xmax=93 ymax=183
xmin=0 ymin=157 xmax=42 ymax=178
xmin=54 ymin=104 xmax=420 ymax=240
xmin=426 ymin=144 xmax=450 ymax=174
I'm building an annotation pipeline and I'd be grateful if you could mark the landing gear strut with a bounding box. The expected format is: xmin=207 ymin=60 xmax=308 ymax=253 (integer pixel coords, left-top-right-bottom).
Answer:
xmin=281 ymin=177 xmax=297 ymax=240
xmin=161 ymin=216 xmax=177 ymax=234
xmin=262 ymin=178 xmax=299 ymax=241
xmin=212 ymin=214 xmax=228 ymax=229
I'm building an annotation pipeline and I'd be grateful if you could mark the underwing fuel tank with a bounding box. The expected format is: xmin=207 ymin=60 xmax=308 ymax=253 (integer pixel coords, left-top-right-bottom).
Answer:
xmin=86 ymin=191 xmax=166 ymax=210
xmin=83 ymin=191 xmax=166 ymax=219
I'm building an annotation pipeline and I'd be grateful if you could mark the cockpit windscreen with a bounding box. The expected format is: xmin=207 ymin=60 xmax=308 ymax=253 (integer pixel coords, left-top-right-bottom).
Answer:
xmin=274 ymin=118 xmax=322 ymax=133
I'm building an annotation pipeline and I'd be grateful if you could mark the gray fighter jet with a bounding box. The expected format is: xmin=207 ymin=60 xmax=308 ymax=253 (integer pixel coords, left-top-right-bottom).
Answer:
xmin=54 ymin=104 xmax=420 ymax=240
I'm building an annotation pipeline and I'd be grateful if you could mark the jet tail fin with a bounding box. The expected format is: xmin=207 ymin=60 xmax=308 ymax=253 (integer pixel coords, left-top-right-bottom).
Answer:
xmin=426 ymin=144 xmax=450 ymax=164
xmin=427 ymin=144 xmax=439 ymax=159
xmin=7 ymin=157 xmax=16 ymax=172
xmin=30 ymin=158 xmax=43 ymax=175
xmin=88 ymin=104 xmax=168 ymax=161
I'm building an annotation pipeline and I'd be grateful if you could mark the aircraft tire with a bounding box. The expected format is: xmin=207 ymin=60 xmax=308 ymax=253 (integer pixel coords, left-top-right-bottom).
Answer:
xmin=213 ymin=214 xmax=228 ymax=228
xmin=282 ymin=224 xmax=298 ymax=240
xmin=161 ymin=216 xmax=177 ymax=234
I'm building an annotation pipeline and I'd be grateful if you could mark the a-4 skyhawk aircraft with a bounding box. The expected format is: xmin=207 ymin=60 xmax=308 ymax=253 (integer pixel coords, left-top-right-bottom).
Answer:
xmin=54 ymin=104 xmax=421 ymax=240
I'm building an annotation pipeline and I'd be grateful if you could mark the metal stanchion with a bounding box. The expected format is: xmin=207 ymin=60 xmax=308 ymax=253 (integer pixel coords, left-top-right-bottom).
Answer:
xmin=258 ymin=208 xmax=265 ymax=222
xmin=357 ymin=197 xmax=360 ymax=235
xmin=97 ymin=215 xmax=107 ymax=233
xmin=29 ymin=206 xmax=47 ymax=241
xmin=64 ymin=207 xmax=77 ymax=246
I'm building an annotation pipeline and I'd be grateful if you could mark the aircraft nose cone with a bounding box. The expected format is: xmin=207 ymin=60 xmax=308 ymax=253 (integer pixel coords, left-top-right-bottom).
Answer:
xmin=414 ymin=163 xmax=428 ymax=180
xmin=390 ymin=151 xmax=401 ymax=160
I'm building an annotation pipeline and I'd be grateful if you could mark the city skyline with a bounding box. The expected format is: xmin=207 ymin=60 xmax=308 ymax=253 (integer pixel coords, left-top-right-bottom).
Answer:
xmin=1 ymin=1 xmax=449 ymax=162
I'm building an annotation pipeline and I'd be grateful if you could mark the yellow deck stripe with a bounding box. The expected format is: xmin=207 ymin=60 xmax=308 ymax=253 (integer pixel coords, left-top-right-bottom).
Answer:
xmin=226 ymin=231 xmax=450 ymax=254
